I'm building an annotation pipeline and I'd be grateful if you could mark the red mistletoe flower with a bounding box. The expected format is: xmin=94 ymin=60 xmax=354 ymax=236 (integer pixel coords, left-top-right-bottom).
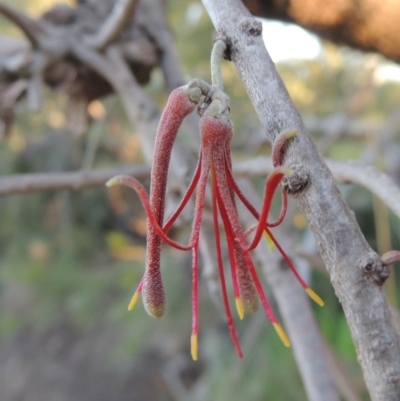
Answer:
xmin=107 ymin=80 xmax=323 ymax=361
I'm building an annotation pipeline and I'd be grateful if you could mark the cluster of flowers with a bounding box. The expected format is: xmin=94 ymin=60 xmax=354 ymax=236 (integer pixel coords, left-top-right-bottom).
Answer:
xmin=107 ymin=80 xmax=323 ymax=361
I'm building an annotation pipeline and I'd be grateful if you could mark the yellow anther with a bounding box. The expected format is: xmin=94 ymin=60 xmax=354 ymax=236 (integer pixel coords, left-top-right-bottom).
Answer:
xmin=263 ymin=231 xmax=276 ymax=252
xmin=306 ymin=288 xmax=324 ymax=307
xmin=128 ymin=291 xmax=140 ymax=311
xmin=235 ymin=297 xmax=245 ymax=320
xmin=273 ymin=323 xmax=291 ymax=347
xmin=191 ymin=333 xmax=198 ymax=361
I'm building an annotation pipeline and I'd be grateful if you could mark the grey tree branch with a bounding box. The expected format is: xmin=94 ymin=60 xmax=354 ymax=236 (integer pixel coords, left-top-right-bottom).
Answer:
xmin=327 ymin=160 xmax=400 ymax=220
xmin=0 ymin=3 xmax=44 ymax=47
xmin=0 ymin=165 xmax=150 ymax=196
xmin=322 ymin=338 xmax=364 ymax=401
xmin=141 ymin=0 xmax=186 ymax=91
xmin=201 ymin=1 xmax=400 ymax=400
xmin=83 ymin=0 xmax=139 ymax=50
xmin=233 ymin=156 xmax=400 ymax=221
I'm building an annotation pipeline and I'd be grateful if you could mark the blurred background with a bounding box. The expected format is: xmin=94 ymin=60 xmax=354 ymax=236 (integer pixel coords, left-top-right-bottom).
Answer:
xmin=1 ymin=1 xmax=400 ymax=400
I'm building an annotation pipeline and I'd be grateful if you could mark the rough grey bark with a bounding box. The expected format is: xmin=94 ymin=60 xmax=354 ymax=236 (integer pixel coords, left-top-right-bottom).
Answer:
xmin=201 ymin=1 xmax=400 ymax=400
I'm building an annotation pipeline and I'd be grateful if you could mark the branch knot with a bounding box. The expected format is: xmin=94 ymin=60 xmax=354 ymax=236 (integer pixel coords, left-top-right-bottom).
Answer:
xmin=239 ymin=18 xmax=262 ymax=37
xmin=359 ymin=252 xmax=390 ymax=286
xmin=281 ymin=163 xmax=311 ymax=196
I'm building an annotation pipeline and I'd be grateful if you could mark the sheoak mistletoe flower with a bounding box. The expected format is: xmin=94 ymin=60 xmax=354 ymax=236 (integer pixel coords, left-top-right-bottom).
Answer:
xmin=106 ymin=80 xmax=323 ymax=361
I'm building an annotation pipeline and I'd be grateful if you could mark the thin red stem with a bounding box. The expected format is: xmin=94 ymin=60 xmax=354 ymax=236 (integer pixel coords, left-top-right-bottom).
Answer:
xmin=211 ymin=162 xmax=243 ymax=358
xmin=191 ymin=243 xmax=199 ymax=336
xmin=108 ymin=176 xmax=192 ymax=250
xmin=224 ymin=170 xmax=310 ymax=290
xmin=221 ymin=206 xmax=241 ymax=302
xmin=188 ymin=148 xmax=212 ymax=353
xmin=245 ymin=168 xmax=287 ymax=251
xmin=267 ymin=188 xmax=287 ymax=228
xmin=163 ymin=152 xmax=202 ymax=233
xmin=213 ymin=149 xmax=280 ymax=325
xmin=225 ymin=163 xmax=287 ymax=228
xmin=216 ymin=183 xmax=279 ymax=325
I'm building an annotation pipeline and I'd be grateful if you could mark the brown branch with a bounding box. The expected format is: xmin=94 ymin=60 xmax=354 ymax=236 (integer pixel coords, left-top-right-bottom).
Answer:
xmin=202 ymin=1 xmax=400 ymax=399
xmin=83 ymin=0 xmax=139 ymax=50
xmin=0 ymin=165 xmax=150 ymax=196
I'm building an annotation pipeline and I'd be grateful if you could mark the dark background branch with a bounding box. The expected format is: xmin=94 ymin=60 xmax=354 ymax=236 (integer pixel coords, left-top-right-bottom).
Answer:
xmin=243 ymin=0 xmax=400 ymax=63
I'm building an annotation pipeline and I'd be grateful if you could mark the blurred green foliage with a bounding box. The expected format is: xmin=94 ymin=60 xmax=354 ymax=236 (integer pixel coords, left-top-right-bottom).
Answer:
xmin=1 ymin=1 xmax=400 ymax=400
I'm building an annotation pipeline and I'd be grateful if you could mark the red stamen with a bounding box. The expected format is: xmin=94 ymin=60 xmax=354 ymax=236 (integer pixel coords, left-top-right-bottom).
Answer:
xmin=163 ymin=152 xmax=202 ymax=234
xmin=188 ymin=149 xmax=212 ymax=361
xmin=106 ymin=175 xmax=192 ymax=251
xmin=191 ymin=244 xmax=199 ymax=361
xmin=225 ymin=169 xmax=322 ymax=304
xmin=216 ymin=178 xmax=278 ymax=324
xmin=225 ymin=163 xmax=288 ymax=228
xmin=217 ymin=188 xmax=258 ymax=316
xmin=211 ymin=162 xmax=243 ymax=358
xmin=266 ymin=188 xmax=288 ymax=227
xmin=225 ymin=166 xmax=308 ymax=286
xmin=245 ymin=167 xmax=292 ymax=252
xmin=201 ymin=113 xmax=286 ymax=341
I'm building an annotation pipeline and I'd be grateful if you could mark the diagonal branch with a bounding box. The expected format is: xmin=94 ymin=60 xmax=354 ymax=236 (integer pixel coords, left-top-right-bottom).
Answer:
xmin=83 ymin=0 xmax=139 ymax=50
xmin=0 ymin=3 xmax=45 ymax=47
xmin=141 ymin=0 xmax=186 ymax=91
xmin=201 ymin=1 xmax=400 ymax=400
